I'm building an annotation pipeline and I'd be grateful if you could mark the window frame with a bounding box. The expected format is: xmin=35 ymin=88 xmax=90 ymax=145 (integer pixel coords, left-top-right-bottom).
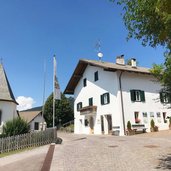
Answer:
xmin=101 ymin=93 xmax=110 ymax=105
xmin=160 ymin=92 xmax=171 ymax=103
xmin=77 ymin=102 xmax=83 ymax=111
xmin=34 ymin=122 xmax=39 ymax=130
xmin=89 ymin=97 xmax=93 ymax=106
xmin=83 ymin=78 xmax=87 ymax=87
xmin=130 ymin=89 xmax=145 ymax=102
xmin=94 ymin=71 xmax=99 ymax=81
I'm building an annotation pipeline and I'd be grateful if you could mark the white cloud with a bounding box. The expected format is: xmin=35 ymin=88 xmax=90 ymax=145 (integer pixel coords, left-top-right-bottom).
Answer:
xmin=16 ymin=96 xmax=36 ymax=111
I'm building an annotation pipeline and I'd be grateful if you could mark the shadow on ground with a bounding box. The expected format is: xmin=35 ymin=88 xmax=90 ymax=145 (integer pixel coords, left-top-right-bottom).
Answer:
xmin=156 ymin=154 xmax=171 ymax=170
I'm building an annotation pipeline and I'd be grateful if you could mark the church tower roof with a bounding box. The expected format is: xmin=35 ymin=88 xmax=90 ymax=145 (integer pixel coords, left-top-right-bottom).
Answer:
xmin=0 ymin=64 xmax=18 ymax=104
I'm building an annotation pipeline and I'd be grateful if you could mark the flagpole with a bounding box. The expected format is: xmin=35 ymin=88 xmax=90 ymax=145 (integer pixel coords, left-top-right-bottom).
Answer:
xmin=53 ymin=55 xmax=56 ymax=128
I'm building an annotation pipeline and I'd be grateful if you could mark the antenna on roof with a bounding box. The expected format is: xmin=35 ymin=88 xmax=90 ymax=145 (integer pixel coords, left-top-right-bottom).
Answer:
xmin=95 ymin=39 xmax=103 ymax=62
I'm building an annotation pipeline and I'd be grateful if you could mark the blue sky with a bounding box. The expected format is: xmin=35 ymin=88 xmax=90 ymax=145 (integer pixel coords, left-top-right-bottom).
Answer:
xmin=0 ymin=0 xmax=166 ymax=110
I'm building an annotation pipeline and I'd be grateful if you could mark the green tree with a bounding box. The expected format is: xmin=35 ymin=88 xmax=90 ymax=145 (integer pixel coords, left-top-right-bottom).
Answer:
xmin=112 ymin=0 xmax=171 ymax=100
xmin=2 ymin=117 xmax=29 ymax=137
xmin=112 ymin=0 xmax=171 ymax=49
xmin=44 ymin=93 xmax=74 ymax=127
xmin=151 ymin=53 xmax=171 ymax=95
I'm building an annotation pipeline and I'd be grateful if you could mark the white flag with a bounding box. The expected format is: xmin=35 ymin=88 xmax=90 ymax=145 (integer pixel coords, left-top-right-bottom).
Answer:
xmin=54 ymin=56 xmax=61 ymax=100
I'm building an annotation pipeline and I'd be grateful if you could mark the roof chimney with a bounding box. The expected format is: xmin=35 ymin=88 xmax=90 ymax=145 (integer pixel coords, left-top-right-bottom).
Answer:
xmin=116 ymin=55 xmax=125 ymax=65
xmin=131 ymin=58 xmax=136 ymax=67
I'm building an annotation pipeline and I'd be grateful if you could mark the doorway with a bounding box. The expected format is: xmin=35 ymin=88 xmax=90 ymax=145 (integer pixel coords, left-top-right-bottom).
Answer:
xmin=89 ymin=116 xmax=94 ymax=134
xmin=106 ymin=115 xmax=112 ymax=134
xmin=101 ymin=115 xmax=104 ymax=134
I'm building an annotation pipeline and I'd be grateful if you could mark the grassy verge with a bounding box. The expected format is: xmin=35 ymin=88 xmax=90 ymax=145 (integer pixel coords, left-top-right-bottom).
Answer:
xmin=0 ymin=147 xmax=35 ymax=158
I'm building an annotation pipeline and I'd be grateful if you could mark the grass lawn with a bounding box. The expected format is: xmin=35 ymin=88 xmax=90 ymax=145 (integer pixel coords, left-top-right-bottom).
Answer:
xmin=0 ymin=147 xmax=35 ymax=158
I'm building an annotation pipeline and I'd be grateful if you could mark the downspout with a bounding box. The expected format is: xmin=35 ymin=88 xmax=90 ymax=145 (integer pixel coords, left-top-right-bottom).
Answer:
xmin=119 ymin=71 xmax=126 ymax=135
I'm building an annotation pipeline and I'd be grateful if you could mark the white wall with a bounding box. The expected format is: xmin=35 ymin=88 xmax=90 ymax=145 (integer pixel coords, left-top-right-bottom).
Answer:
xmin=73 ymin=65 xmax=171 ymax=136
xmin=74 ymin=65 xmax=122 ymax=135
xmin=0 ymin=101 xmax=17 ymax=134
xmin=121 ymin=72 xmax=171 ymax=132
xmin=29 ymin=114 xmax=45 ymax=131
xmin=0 ymin=101 xmax=17 ymax=125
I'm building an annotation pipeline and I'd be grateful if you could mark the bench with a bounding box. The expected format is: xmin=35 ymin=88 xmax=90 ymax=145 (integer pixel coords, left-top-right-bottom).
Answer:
xmin=132 ymin=124 xmax=147 ymax=133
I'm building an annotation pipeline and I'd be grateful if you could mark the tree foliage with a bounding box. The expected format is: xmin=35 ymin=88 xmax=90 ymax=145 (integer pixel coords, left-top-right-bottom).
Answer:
xmin=44 ymin=93 xmax=74 ymax=128
xmin=150 ymin=52 xmax=171 ymax=95
xmin=112 ymin=0 xmax=171 ymax=49
xmin=2 ymin=117 xmax=29 ymax=137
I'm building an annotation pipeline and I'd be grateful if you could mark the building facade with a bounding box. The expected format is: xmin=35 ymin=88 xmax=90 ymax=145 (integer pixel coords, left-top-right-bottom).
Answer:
xmin=19 ymin=106 xmax=46 ymax=131
xmin=0 ymin=64 xmax=18 ymax=133
xmin=64 ymin=57 xmax=171 ymax=136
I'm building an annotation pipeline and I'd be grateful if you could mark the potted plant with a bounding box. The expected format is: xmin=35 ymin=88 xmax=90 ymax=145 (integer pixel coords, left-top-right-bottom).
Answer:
xmin=150 ymin=119 xmax=159 ymax=132
xmin=150 ymin=119 xmax=155 ymax=132
xmin=126 ymin=121 xmax=135 ymax=135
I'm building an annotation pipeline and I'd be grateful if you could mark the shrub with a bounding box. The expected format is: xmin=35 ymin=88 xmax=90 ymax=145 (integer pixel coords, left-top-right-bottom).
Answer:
xmin=169 ymin=117 xmax=171 ymax=125
xmin=150 ymin=119 xmax=155 ymax=128
xmin=3 ymin=117 xmax=29 ymax=137
xmin=127 ymin=121 xmax=132 ymax=130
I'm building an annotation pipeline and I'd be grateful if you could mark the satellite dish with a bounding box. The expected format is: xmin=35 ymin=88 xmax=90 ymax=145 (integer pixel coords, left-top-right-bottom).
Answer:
xmin=97 ymin=52 xmax=103 ymax=58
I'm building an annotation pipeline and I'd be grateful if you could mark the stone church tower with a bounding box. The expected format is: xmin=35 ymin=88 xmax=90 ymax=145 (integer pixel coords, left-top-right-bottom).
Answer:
xmin=0 ymin=64 xmax=18 ymax=132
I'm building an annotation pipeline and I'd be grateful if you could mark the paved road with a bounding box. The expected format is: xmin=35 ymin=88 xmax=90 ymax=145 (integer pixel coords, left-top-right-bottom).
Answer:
xmin=0 ymin=145 xmax=49 ymax=171
xmin=51 ymin=131 xmax=171 ymax=171
xmin=1 ymin=131 xmax=171 ymax=171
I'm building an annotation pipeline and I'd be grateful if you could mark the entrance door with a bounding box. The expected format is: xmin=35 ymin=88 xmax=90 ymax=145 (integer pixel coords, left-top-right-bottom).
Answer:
xmin=89 ymin=116 xmax=94 ymax=134
xmin=106 ymin=115 xmax=112 ymax=134
xmin=101 ymin=115 xmax=104 ymax=134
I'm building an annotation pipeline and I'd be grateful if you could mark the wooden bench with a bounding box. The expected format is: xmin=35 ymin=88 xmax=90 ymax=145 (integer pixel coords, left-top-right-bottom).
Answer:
xmin=132 ymin=124 xmax=147 ymax=133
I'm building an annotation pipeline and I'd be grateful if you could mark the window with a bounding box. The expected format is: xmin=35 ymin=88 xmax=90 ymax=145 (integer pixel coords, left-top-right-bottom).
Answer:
xmin=85 ymin=119 xmax=89 ymax=126
xmin=156 ymin=112 xmax=161 ymax=118
xmin=89 ymin=97 xmax=93 ymax=106
xmin=94 ymin=71 xmax=99 ymax=81
xmin=142 ymin=112 xmax=147 ymax=117
xmin=150 ymin=112 xmax=154 ymax=117
xmin=142 ymin=112 xmax=148 ymax=123
xmin=83 ymin=78 xmax=87 ymax=87
xmin=163 ymin=112 xmax=167 ymax=123
xmin=77 ymin=102 xmax=82 ymax=111
xmin=160 ymin=92 xmax=171 ymax=103
xmin=0 ymin=110 xmax=2 ymax=125
xmin=101 ymin=93 xmax=110 ymax=105
xmin=34 ymin=122 xmax=39 ymax=130
xmin=130 ymin=90 xmax=145 ymax=102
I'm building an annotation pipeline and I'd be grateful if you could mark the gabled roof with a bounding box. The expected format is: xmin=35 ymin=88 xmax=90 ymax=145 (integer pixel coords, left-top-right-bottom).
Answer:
xmin=0 ymin=64 xmax=18 ymax=104
xmin=19 ymin=110 xmax=43 ymax=123
xmin=64 ymin=59 xmax=151 ymax=94
xmin=19 ymin=106 xmax=43 ymax=123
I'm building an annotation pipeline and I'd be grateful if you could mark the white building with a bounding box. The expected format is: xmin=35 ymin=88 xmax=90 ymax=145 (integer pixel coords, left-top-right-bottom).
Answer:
xmin=19 ymin=106 xmax=46 ymax=131
xmin=64 ymin=57 xmax=171 ymax=136
xmin=0 ymin=64 xmax=18 ymax=133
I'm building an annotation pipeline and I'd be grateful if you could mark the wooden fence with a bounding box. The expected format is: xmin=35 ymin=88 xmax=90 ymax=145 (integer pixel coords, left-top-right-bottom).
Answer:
xmin=0 ymin=128 xmax=57 ymax=154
